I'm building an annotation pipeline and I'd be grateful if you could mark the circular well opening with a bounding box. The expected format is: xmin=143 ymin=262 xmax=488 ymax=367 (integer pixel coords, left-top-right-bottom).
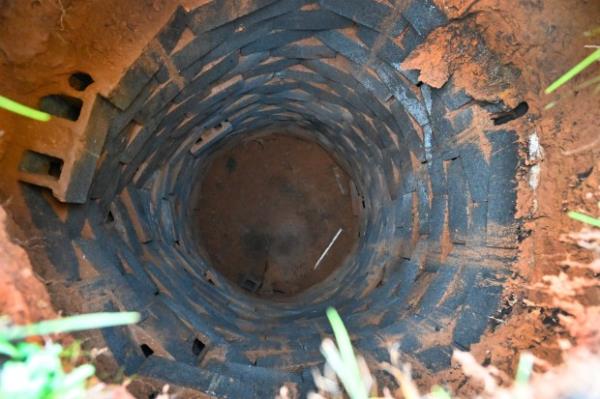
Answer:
xmin=190 ymin=131 xmax=361 ymax=299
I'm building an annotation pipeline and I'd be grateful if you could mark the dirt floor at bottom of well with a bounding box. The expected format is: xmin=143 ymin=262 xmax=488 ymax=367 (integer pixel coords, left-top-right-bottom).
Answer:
xmin=192 ymin=133 xmax=360 ymax=298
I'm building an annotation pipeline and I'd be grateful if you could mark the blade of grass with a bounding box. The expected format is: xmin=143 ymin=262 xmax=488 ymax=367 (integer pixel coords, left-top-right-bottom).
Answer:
xmin=568 ymin=211 xmax=600 ymax=228
xmin=0 ymin=339 xmax=18 ymax=358
xmin=0 ymin=312 xmax=141 ymax=341
xmin=326 ymin=307 xmax=368 ymax=399
xmin=545 ymin=48 xmax=600 ymax=94
xmin=515 ymin=352 xmax=534 ymax=386
xmin=430 ymin=385 xmax=452 ymax=399
xmin=320 ymin=338 xmax=358 ymax=397
xmin=0 ymin=95 xmax=51 ymax=122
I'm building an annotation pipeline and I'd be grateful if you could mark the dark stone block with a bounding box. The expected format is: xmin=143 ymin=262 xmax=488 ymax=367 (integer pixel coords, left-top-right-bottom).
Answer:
xmin=205 ymin=361 xmax=303 ymax=388
xmin=416 ymin=265 xmax=460 ymax=314
xmin=90 ymin=156 xmax=121 ymax=201
xmin=400 ymin=333 xmax=422 ymax=353
xmin=301 ymin=83 xmax=366 ymax=122
xmin=108 ymin=201 xmax=145 ymax=255
xmin=270 ymin=9 xmax=352 ymax=30
xmin=317 ymin=30 xmax=369 ymax=65
xmin=430 ymin=115 xmax=454 ymax=150
xmin=416 ymin=345 xmax=452 ymax=372
xmin=118 ymin=245 xmax=159 ymax=293
xmin=119 ymin=123 xmax=157 ymax=164
xmin=73 ymin=237 xmax=121 ymax=274
xmin=274 ymin=68 xmax=328 ymax=83
xmin=486 ymin=130 xmax=518 ymax=226
xmin=172 ymin=23 xmax=237 ymax=71
xmin=241 ymin=30 xmax=314 ymax=55
xmin=226 ymin=51 xmax=270 ymax=78
xmin=242 ymin=58 xmax=299 ymax=79
xmin=453 ymin=280 xmax=503 ymax=348
xmin=438 ymin=266 xmax=477 ymax=312
xmin=468 ymin=201 xmax=487 ymax=244
xmin=272 ymin=43 xmax=336 ymax=59
xmin=402 ymin=0 xmax=447 ymax=37
xmin=64 ymin=96 xmax=118 ymax=204
xmin=157 ymin=6 xmax=189 ymax=54
xmin=64 ymin=151 xmax=100 ymax=205
xmin=416 ymin=180 xmax=430 ymax=235
xmin=459 ymin=143 xmax=489 ymax=203
xmin=389 ymin=99 xmax=424 ymax=159
xmin=83 ymin=96 xmax=121 ymax=157
xmin=188 ymin=0 xmax=302 ymax=35
xmin=395 ymin=192 xmax=413 ymax=230
xmin=450 ymin=107 xmax=474 ymax=134
xmin=21 ymin=185 xmax=81 ymax=281
xmin=428 ymin=157 xmax=446 ymax=195
xmin=302 ymin=60 xmax=385 ymax=110
xmin=182 ymin=51 xmax=240 ymax=89
xmin=104 ymin=78 xmax=161 ymax=156
xmin=102 ymin=323 xmax=145 ymax=374
xmin=423 ymin=123 xmax=433 ymax=161
xmin=108 ymin=47 xmax=162 ymax=110
xmin=356 ymin=24 xmax=419 ymax=67
xmin=428 ymin=193 xmax=447 ymax=241
xmin=447 ymin=159 xmax=468 ymax=244
xmin=319 ymin=0 xmax=406 ymax=36
xmin=121 ymin=187 xmax=154 ymax=243
xmin=137 ymin=357 xmax=245 ymax=396
xmin=421 ymin=84 xmax=433 ymax=115
xmin=374 ymin=61 xmax=430 ymax=126
xmin=433 ymin=81 xmax=472 ymax=111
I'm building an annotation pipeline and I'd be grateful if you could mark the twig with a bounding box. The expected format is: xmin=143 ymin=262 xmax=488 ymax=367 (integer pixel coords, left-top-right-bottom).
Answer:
xmin=314 ymin=228 xmax=343 ymax=270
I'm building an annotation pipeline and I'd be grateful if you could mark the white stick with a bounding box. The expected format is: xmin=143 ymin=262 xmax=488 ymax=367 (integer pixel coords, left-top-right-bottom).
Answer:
xmin=314 ymin=228 xmax=343 ymax=270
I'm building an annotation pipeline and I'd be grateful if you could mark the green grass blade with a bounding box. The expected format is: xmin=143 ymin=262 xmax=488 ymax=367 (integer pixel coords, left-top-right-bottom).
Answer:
xmin=320 ymin=339 xmax=358 ymax=398
xmin=0 ymin=312 xmax=141 ymax=341
xmin=568 ymin=211 xmax=600 ymax=228
xmin=0 ymin=339 xmax=18 ymax=358
xmin=0 ymin=95 xmax=51 ymax=122
xmin=515 ymin=352 xmax=534 ymax=385
xmin=326 ymin=307 xmax=368 ymax=399
xmin=430 ymin=385 xmax=452 ymax=399
xmin=545 ymin=48 xmax=600 ymax=93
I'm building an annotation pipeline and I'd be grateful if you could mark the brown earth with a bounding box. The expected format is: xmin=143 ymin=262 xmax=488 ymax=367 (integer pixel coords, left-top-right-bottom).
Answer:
xmin=0 ymin=0 xmax=599 ymax=397
xmin=192 ymin=133 xmax=360 ymax=298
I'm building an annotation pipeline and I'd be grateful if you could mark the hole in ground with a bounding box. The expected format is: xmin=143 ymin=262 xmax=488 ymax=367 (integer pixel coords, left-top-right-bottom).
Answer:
xmin=39 ymin=94 xmax=83 ymax=121
xmin=68 ymin=72 xmax=94 ymax=91
xmin=191 ymin=132 xmax=361 ymax=299
xmin=192 ymin=338 xmax=206 ymax=356
xmin=140 ymin=344 xmax=154 ymax=358
xmin=492 ymin=101 xmax=529 ymax=125
xmin=19 ymin=150 xmax=64 ymax=180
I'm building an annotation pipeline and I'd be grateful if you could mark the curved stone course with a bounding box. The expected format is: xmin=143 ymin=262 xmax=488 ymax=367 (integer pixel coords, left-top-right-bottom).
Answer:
xmin=22 ymin=0 xmax=520 ymax=396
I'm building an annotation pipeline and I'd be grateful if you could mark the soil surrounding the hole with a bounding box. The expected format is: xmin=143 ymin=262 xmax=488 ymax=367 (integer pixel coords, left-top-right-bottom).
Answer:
xmin=0 ymin=206 xmax=56 ymax=325
xmin=192 ymin=134 xmax=360 ymax=298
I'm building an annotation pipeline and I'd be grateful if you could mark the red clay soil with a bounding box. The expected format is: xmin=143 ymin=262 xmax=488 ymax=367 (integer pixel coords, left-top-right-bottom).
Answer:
xmin=0 ymin=206 xmax=56 ymax=325
xmin=192 ymin=134 xmax=360 ymax=298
